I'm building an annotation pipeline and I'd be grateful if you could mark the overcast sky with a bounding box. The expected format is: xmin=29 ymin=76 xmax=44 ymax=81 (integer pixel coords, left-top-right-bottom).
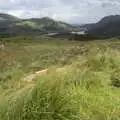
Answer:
xmin=0 ymin=0 xmax=120 ymax=24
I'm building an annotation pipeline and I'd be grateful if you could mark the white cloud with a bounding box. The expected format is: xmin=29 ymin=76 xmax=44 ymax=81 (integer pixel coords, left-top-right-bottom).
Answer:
xmin=0 ymin=0 xmax=120 ymax=24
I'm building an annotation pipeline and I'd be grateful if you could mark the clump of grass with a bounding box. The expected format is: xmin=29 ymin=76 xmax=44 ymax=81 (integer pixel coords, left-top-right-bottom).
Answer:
xmin=2 ymin=67 xmax=120 ymax=120
xmin=110 ymin=72 xmax=120 ymax=87
xmin=83 ymin=53 xmax=120 ymax=72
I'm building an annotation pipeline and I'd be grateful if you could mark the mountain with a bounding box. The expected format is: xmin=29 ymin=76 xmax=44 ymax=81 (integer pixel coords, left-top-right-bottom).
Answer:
xmin=14 ymin=17 xmax=79 ymax=32
xmin=86 ymin=15 xmax=120 ymax=37
xmin=0 ymin=14 xmax=80 ymax=36
xmin=0 ymin=13 xmax=19 ymax=21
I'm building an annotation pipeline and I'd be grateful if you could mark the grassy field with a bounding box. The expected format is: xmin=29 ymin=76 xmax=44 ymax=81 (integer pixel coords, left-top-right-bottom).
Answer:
xmin=0 ymin=36 xmax=120 ymax=120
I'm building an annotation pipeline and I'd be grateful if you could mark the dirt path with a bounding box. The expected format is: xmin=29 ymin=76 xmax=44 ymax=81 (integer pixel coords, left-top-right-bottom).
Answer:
xmin=24 ymin=69 xmax=48 ymax=82
xmin=23 ymin=66 xmax=77 ymax=82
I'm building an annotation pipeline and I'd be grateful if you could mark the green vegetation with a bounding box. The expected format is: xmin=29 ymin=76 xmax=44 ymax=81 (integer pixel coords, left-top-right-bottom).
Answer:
xmin=16 ymin=21 xmax=40 ymax=29
xmin=69 ymin=34 xmax=99 ymax=41
xmin=15 ymin=19 xmax=75 ymax=31
xmin=0 ymin=13 xmax=80 ymax=36
xmin=15 ymin=18 xmax=77 ymax=32
xmin=0 ymin=36 xmax=120 ymax=120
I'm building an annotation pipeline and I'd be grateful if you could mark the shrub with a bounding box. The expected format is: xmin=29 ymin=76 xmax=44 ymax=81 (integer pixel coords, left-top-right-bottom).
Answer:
xmin=69 ymin=34 xmax=99 ymax=41
xmin=110 ymin=73 xmax=120 ymax=87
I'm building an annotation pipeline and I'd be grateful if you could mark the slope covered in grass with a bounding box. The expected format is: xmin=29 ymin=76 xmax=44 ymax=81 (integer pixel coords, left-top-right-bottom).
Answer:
xmin=0 ymin=36 xmax=120 ymax=120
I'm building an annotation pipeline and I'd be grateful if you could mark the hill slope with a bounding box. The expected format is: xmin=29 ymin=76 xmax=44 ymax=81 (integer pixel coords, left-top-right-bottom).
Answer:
xmin=0 ymin=14 xmax=79 ymax=35
xmin=14 ymin=17 xmax=78 ymax=32
xmin=0 ymin=13 xmax=19 ymax=21
xmin=86 ymin=15 xmax=120 ymax=37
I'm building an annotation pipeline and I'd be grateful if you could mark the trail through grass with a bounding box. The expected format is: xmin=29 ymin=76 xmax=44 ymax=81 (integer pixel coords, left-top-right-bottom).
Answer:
xmin=0 ymin=36 xmax=120 ymax=120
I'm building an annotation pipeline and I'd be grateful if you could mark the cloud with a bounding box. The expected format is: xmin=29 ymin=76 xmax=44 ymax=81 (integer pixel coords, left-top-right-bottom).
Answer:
xmin=0 ymin=0 xmax=120 ymax=24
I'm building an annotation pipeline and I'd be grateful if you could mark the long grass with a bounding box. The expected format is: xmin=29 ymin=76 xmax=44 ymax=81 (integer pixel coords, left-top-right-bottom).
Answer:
xmin=0 ymin=36 xmax=120 ymax=120
xmin=1 ymin=63 xmax=120 ymax=120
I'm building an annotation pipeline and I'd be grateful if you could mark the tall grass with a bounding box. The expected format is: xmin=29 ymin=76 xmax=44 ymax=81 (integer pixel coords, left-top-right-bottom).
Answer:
xmin=1 ymin=51 xmax=120 ymax=120
xmin=0 ymin=37 xmax=120 ymax=120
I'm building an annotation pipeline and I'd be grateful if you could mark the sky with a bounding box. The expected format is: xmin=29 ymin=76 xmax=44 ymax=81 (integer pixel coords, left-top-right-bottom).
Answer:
xmin=0 ymin=0 xmax=120 ymax=24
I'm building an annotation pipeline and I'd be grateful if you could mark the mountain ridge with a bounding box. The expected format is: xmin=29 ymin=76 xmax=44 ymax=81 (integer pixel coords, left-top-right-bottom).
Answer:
xmin=0 ymin=13 xmax=80 ymax=35
xmin=86 ymin=15 xmax=120 ymax=37
xmin=0 ymin=13 xmax=19 ymax=21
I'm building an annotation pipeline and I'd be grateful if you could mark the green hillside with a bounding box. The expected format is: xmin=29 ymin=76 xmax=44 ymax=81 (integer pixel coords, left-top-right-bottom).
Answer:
xmin=0 ymin=14 xmax=80 ymax=35
xmin=14 ymin=17 xmax=78 ymax=32
xmin=0 ymin=36 xmax=120 ymax=120
xmin=16 ymin=21 xmax=38 ymax=28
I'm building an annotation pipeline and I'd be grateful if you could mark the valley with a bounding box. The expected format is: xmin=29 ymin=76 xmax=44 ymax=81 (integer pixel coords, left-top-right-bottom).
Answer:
xmin=0 ymin=12 xmax=120 ymax=120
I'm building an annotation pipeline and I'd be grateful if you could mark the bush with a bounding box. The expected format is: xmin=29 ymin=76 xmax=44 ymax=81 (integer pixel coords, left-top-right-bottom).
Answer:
xmin=110 ymin=73 xmax=120 ymax=87
xmin=69 ymin=34 xmax=99 ymax=41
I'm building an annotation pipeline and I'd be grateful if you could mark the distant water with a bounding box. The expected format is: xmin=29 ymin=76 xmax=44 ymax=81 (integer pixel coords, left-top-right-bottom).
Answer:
xmin=46 ymin=31 xmax=85 ymax=36
xmin=46 ymin=33 xmax=57 ymax=36
xmin=71 ymin=31 xmax=85 ymax=35
xmin=45 ymin=31 xmax=85 ymax=38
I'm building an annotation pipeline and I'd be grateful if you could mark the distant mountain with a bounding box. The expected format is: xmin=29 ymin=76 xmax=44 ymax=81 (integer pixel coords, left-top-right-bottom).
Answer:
xmin=0 ymin=14 xmax=80 ymax=36
xmin=86 ymin=15 xmax=120 ymax=37
xmin=0 ymin=13 xmax=19 ymax=21
xmin=14 ymin=17 xmax=79 ymax=32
